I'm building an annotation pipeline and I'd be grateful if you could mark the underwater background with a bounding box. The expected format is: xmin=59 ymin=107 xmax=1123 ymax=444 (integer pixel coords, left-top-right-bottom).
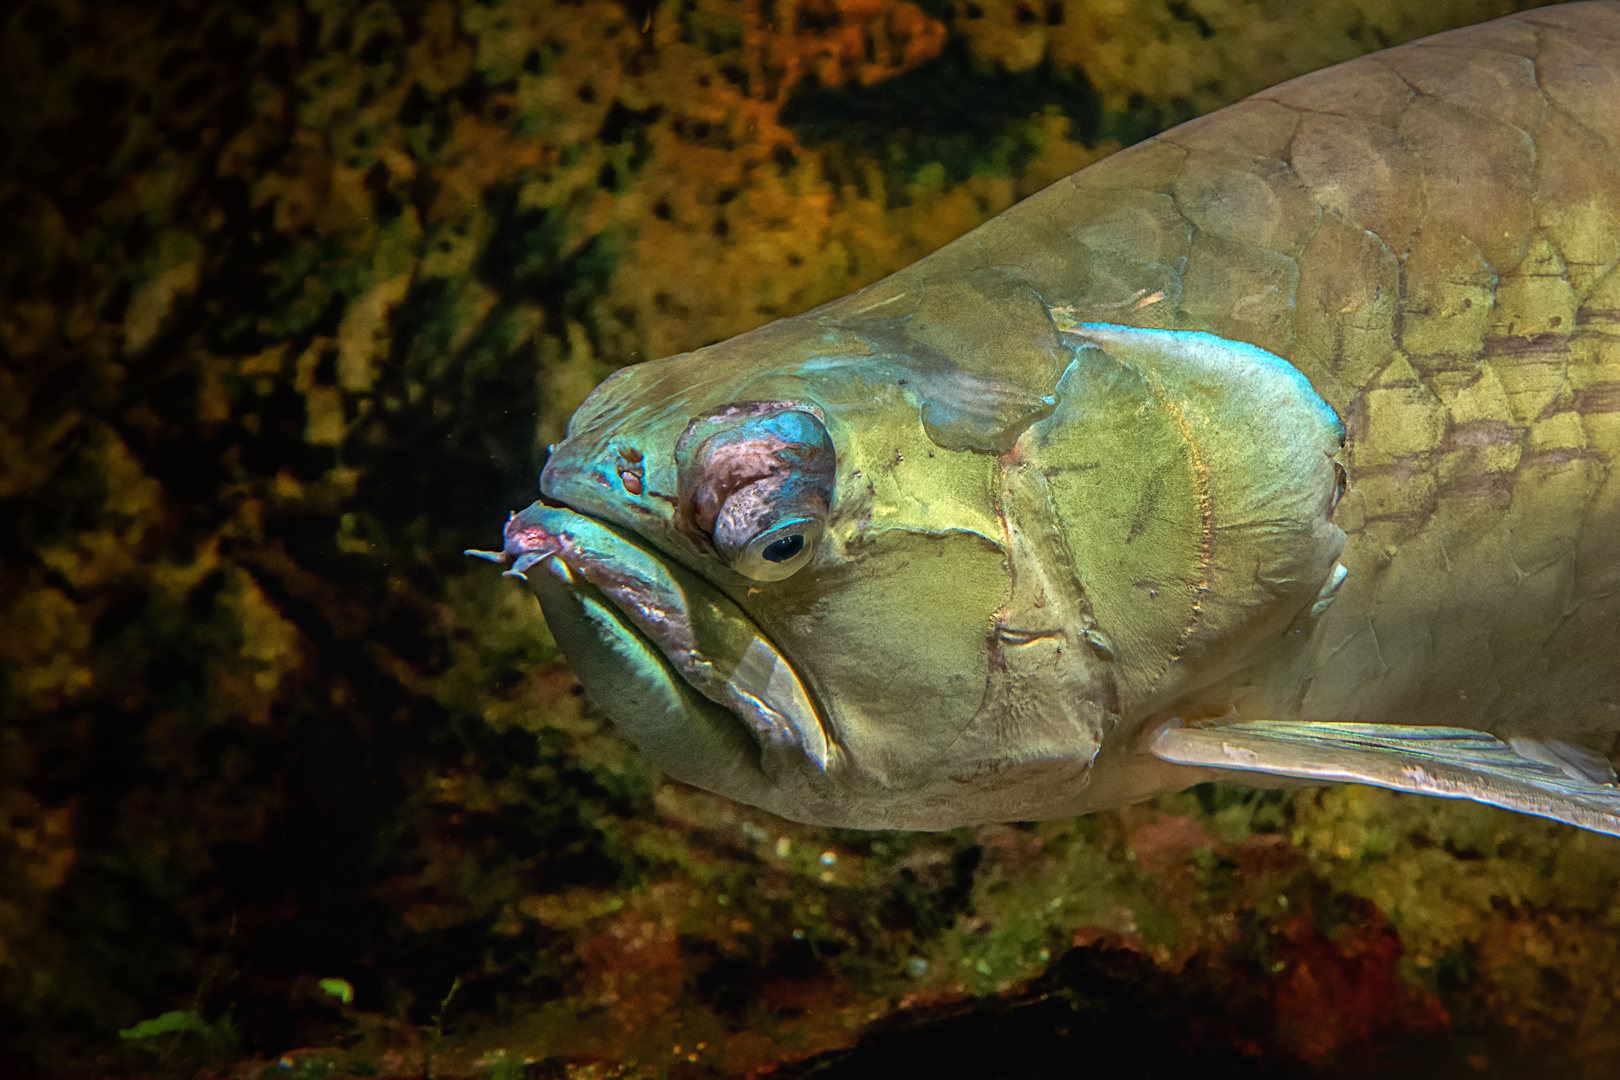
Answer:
xmin=4 ymin=0 xmax=1620 ymax=1075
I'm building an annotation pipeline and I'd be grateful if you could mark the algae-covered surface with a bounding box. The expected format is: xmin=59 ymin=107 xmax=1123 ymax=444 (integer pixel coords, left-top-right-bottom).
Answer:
xmin=5 ymin=0 xmax=1620 ymax=1076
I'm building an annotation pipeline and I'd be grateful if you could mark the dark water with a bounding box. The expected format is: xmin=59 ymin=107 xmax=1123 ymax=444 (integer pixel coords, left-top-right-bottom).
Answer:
xmin=2 ymin=0 xmax=1611 ymax=1076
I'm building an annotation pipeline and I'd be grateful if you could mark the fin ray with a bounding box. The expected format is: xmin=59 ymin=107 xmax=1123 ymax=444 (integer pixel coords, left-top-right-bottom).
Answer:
xmin=1149 ymin=720 xmax=1620 ymax=837
xmin=1507 ymin=736 xmax=1617 ymax=786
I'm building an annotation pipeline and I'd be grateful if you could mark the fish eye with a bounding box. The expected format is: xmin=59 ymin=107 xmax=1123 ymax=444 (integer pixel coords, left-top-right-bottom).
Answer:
xmin=732 ymin=518 xmax=823 ymax=582
xmin=762 ymin=534 xmax=804 ymax=563
xmin=676 ymin=402 xmax=836 ymax=582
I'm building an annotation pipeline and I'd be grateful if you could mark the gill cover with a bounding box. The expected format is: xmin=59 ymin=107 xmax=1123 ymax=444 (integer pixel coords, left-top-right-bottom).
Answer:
xmin=1029 ymin=320 xmax=1347 ymax=714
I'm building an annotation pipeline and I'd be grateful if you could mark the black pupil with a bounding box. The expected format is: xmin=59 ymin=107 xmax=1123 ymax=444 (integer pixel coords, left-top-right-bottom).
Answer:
xmin=761 ymin=534 xmax=804 ymax=563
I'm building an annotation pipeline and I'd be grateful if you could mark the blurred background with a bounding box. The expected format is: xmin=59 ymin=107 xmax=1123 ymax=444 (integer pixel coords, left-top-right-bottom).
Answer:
xmin=4 ymin=0 xmax=1618 ymax=1076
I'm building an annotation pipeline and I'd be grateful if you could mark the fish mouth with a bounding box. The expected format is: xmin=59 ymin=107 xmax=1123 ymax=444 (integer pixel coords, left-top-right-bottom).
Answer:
xmin=478 ymin=501 xmax=838 ymax=778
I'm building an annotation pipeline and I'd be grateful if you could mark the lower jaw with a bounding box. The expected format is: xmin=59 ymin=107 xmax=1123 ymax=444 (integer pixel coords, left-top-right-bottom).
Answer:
xmin=521 ymin=547 xmax=778 ymax=804
xmin=491 ymin=499 xmax=838 ymax=779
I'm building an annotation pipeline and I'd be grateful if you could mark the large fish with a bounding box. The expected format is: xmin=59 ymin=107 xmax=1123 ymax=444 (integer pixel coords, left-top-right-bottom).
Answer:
xmin=473 ymin=3 xmax=1620 ymax=836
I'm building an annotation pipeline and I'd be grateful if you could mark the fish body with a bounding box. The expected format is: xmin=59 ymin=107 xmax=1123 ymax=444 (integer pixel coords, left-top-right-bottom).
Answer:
xmin=480 ymin=3 xmax=1620 ymax=834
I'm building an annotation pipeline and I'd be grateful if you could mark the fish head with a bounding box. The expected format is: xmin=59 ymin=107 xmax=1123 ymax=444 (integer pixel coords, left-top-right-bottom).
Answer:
xmin=512 ymin=275 xmax=1112 ymax=828
xmin=502 ymin=272 xmax=1348 ymax=830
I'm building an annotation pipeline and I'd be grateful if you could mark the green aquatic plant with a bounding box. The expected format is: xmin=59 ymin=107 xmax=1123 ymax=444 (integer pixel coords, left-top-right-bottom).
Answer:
xmin=318 ymin=978 xmax=356 ymax=1005
xmin=118 ymin=1008 xmax=238 ymax=1054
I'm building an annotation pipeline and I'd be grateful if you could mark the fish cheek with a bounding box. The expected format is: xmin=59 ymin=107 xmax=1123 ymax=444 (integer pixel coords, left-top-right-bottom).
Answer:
xmin=735 ymin=528 xmax=1009 ymax=788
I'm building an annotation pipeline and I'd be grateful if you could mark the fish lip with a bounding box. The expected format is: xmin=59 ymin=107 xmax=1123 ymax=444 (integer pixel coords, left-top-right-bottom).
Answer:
xmin=487 ymin=502 xmax=839 ymax=773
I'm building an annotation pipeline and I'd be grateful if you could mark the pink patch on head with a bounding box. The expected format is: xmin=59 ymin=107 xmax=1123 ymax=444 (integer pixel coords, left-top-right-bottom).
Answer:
xmin=620 ymin=471 xmax=643 ymax=495
xmin=502 ymin=515 xmax=564 ymax=560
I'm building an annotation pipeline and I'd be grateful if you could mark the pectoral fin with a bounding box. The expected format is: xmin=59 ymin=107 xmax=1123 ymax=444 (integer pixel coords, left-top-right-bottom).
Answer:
xmin=1149 ymin=720 xmax=1620 ymax=837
